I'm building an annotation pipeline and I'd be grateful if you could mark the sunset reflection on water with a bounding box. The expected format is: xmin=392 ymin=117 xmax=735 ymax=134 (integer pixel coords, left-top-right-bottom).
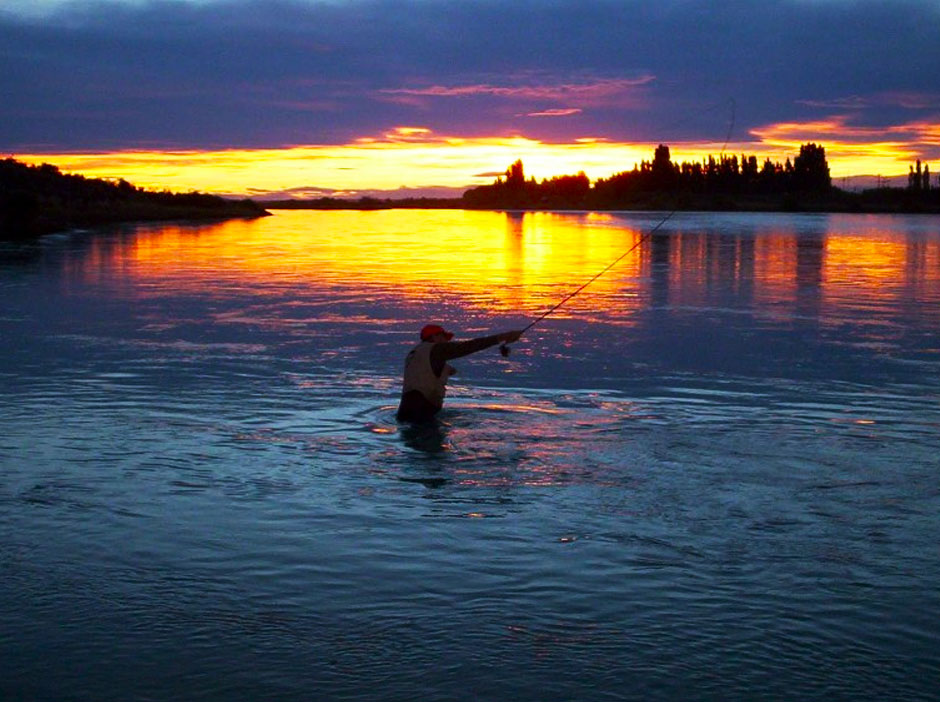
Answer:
xmin=74 ymin=210 xmax=939 ymax=341
xmin=99 ymin=210 xmax=646 ymax=321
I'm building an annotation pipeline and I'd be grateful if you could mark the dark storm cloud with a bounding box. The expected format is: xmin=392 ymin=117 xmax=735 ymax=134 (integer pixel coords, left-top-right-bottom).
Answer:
xmin=2 ymin=0 xmax=939 ymax=151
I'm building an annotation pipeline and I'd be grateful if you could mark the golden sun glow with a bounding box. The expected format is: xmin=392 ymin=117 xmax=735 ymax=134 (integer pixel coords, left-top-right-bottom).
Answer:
xmin=13 ymin=120 xmax=933 ymax=196
xmin=14 ymin=131 xmax=651 ymax=196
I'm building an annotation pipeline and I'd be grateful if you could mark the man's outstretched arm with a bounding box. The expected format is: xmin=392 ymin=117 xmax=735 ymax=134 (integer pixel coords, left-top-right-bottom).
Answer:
xmin=430 ymin=330 xmax=522 ymax=374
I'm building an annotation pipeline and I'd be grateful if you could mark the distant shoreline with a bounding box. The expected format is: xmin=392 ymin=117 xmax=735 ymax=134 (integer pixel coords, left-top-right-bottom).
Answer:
xmin=14 ymin=204 xmax=271 ymax=241
xmin=45 ymin=203 xmax=269 ymax=237
xmin=263 ymin=191 xmax=940 ymax=215
xmin=1 ymin=158 xmax=269 ymax=242
xmin=265 ymin=144 xmax=939 ymax=215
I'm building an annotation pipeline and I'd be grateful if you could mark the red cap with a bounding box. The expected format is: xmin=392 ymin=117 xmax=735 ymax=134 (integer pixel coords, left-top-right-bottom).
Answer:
xmin=420 ymin=324 xmax=454 ymax=341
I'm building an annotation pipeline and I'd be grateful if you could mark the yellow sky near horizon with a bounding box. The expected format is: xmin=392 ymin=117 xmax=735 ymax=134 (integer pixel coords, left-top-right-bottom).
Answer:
xmin=12 ymin=124 xmax=930 ymax=197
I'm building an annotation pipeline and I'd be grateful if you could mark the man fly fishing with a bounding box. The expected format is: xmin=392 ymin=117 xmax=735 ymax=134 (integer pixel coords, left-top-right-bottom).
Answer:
xmin=395 ymin=210 xmax=677 ymax=423
xmin=396 ymin=324 xmax=523 ymax=422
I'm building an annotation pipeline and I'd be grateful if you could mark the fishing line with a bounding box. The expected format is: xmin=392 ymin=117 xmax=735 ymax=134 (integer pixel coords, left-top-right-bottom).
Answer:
xmin=524 ymin=211 xmax=675 ymax=335
xmin=499 ymin=210 xmax=676 ymax=356
xmin=499 ymin=97 xmax=736 ymax=357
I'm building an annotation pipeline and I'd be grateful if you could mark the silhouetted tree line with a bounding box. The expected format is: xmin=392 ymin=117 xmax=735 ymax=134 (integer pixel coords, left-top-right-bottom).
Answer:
xmin=1 ymin=158 xmax=267 ymax=240
xmin=462 ymin=159 xmax=590 ymax=210
xmin=595 ymin=143 xmax=834 ymax=202
xmin=464 ymin=144 xmax=836 ymax=210
xmin=908 ymin=160 xmax=933 ymax=191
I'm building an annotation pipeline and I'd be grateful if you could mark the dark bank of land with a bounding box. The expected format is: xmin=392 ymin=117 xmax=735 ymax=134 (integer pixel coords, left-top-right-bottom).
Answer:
xmin=0 ymin=158 xmax=269 ymax=241
xmin=3 ymin=143 xmax=938 ymax=241
xmin=273 ymin=143 xmax=940 ymax=215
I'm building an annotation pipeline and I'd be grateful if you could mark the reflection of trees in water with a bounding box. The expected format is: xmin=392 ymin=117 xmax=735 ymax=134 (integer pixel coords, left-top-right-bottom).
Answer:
xmin=649 ymin=232 xmax=671 ymax=309
xmin=796 ymin=233 xmax=825 ymax=320
xmin=644 ymin=225 xmax=828 ymax=319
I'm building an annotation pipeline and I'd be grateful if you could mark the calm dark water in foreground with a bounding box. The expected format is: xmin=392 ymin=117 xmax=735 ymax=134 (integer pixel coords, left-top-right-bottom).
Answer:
xmin=2 ymin=210 xmax=939 ymax=701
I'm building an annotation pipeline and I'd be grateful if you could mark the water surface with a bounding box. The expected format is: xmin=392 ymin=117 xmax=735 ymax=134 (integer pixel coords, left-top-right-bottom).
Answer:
xmin=2 ymin=210 xmax=939 ymax=701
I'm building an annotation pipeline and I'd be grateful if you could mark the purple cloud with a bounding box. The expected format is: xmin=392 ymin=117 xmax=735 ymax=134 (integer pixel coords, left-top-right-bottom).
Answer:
xmin=1 ymin=0 xmax=938 ymax=152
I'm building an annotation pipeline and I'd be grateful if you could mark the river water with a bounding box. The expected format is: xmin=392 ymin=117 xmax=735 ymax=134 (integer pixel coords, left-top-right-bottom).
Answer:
xmin=1 ymin=209 xmax=939 ymax=701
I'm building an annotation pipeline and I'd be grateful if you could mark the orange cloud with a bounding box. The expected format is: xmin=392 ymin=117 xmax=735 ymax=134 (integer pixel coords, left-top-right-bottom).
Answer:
xmin=525 ymin=108 xmax=583 ymax=118
xmin=752 ymin=116 xmax=935 ymax=142
xmin=750 ymin=115 xmax=939 ymax=175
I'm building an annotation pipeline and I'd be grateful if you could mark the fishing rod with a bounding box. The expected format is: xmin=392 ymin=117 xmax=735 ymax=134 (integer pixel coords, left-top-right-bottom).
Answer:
xmin=499 ymin=209 xmax=677 ymax=356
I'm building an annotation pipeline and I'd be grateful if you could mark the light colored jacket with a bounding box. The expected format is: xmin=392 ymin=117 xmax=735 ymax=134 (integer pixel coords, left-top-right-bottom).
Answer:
xmin=402 ymin=342 xmax=455 ymax=408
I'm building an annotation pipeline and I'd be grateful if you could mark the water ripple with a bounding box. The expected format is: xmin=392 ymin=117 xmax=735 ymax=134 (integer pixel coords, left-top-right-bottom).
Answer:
xmin=2 ymin=211 xmax=940 ymax=701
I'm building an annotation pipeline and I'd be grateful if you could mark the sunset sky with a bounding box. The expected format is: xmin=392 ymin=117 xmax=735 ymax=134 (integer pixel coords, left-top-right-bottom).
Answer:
xmin=3 ymin=0 xmax=939 ymax=197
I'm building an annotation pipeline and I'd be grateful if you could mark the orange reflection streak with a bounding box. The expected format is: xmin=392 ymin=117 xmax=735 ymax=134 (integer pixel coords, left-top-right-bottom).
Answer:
xmin=94 ymin=210 xmax=647 ymax=323
xmin=825 ymin=237 xmax=908 ymax=287
xmin=821 ymin=230 xmax=910 ymax=334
